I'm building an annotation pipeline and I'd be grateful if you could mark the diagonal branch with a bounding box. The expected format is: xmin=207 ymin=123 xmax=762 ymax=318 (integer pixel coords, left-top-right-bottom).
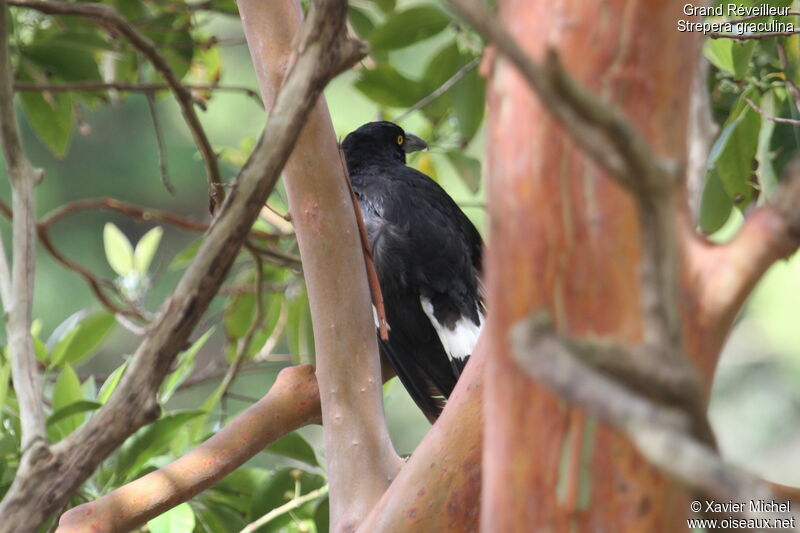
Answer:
xmin=0 ymin=0 xmax=46 ymax=452
xmin=56 ymin=365 xmax=321 ymax=533
xmin=238 ymin=1 xmax=401 ymax=530
xmin=8 ymin=0 xmax=225 ymax=208
xmin=393 ymin=57 xmax=479 ymax=123
xmin=0 ymin=0 xmax=366 ymax=528
xmin=509 ymin=314 xmax=799 ymax=526
xmin=686 ymin=159 xmax=800 ymax=362
xmin=13 ymin=81 xmax=263 ymax=105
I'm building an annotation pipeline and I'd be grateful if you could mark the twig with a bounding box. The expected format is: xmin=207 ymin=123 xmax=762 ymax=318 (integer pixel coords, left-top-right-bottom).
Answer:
xmin=13 ymin=81 xmax=263 ymax=105
xmin=338 ymin=148 xmax=389 ymax=340
xmin=744 ymin=95 xmax=800 ymax=125
xmin=146 ymin=93 xmax=175 ymax=194
xmin=246 ymin=240 xmax=302 ymax=269
xmin=240 ymin=484 xmax=329 ymax=533
xmin=224 ymin=391 xmax=261 ymax=403
xmin=218 ymin=246 xmax=266 ymax=403
xmin=0 ymin=0 xmax=47 ymax=450
xmin=394 ymin=57 xmax=479 ymax=123
xmin=8 ymin=0 xmax=226 ymax=208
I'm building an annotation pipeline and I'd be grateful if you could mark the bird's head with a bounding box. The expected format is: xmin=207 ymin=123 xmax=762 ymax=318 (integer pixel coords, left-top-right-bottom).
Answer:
xmin=342 ymin=121 xmax=428 ymax=170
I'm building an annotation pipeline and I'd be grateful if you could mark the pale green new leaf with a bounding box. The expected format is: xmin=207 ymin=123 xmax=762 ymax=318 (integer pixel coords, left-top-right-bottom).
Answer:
xmin=134 ymin=226 xmax=163 ymax=275
xmin=104 ymin=223 xmax=135 ymax=277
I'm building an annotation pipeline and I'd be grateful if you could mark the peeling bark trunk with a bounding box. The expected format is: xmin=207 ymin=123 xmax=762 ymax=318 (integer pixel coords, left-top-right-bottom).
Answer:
xmin=483 ymin=1 xmax=701 ymax=529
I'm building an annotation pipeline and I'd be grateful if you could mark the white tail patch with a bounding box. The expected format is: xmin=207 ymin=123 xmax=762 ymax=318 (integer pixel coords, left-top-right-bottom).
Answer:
xmin=420 ymin=296 xmax=483 ymax=362
xmin=372 ymin=305 xmax=390 ymax=331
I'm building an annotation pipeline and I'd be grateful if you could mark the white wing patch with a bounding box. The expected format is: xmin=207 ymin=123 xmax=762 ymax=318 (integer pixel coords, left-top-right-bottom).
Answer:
xmin=420 ymin=296 xmax=483 ymax=362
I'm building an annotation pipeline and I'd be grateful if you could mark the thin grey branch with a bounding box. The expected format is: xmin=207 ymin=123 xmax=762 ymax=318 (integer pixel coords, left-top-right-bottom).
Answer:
xmin=13 ymin=81 xmax=262 ymax=105
xmin=146 ymin=93 xmax=175 ymax=194
xmin=394 ymin=57 xmax=479 ymax=123
xmin=0 ymin=0 xmax=47 ymax=451
xmin=744 ymin=95 xmax=800 ymax=125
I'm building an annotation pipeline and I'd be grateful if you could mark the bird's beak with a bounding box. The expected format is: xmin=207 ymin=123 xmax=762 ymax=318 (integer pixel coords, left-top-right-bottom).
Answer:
xmin=402 ymin=132 xmax=428 ymax=153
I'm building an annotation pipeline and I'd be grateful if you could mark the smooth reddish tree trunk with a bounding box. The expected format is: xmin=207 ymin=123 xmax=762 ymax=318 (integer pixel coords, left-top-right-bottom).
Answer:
xmin=483 ymin=1 xmax=701 ymax=530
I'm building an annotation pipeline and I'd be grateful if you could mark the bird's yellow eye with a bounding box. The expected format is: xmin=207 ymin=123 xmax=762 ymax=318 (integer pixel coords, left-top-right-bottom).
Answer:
xmin=397 ymin=135 xmax=404 ymax=145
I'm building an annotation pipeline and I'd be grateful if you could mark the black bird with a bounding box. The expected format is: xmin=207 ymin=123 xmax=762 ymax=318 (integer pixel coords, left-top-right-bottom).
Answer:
xmin=342 ymin=121 xmax=484 ymax=422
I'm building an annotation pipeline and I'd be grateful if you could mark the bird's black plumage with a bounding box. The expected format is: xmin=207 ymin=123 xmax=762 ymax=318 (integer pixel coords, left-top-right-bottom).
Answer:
xmin=342 ymin=121 xmax=484 ymax=421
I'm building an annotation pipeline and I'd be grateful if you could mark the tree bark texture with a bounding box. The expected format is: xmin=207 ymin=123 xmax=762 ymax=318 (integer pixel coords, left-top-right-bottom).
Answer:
xmin=483 ymin=1 xmax=701 ymax=530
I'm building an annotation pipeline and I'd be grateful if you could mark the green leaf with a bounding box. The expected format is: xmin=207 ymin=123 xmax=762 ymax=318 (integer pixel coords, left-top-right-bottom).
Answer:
xmin=707 ymin=92 xmax=761 ymax=209
xmin=142 ymin=14 xmax=193 ymax=81
xmin=104 ymin=223 xmax=135 ymax=277
xmin=348 ymin=6 xmax=375 ymax=40
xmin=445 ymin=151 xmax=482 ymax=193
xmin=18 ymin=83 xmax=74 ymax=159
xmin=211 ymin=467 xmax=269 ymax=509
xmin=368 ymin=6 xmax=451 ymax=51
xmin=47 ymin=400 xmax=101 ymax=428
xmin=160 ymin=328 xmax=213 ymax=403
xmin=194 ymin=502 xmax=248 ymax=533
xmin=756 ymin=90 xmax=780 ymax=200
xmin=453 ymin=67 xmax=485 ymax=142
xmin=116 ymin=411 xmax=204 ymax=481
xmin=23 ymin=39 xmax=102 ymax=83
xmin=97 ymin=360 xmax=128 ymax=404
xmin=0 ymin=359 xmax=11 ymax=412
xmin=286 ymin=288 xmax=314 ymax=361
xmin=704 ymin=38 xmax=734 ymax=76
xmin=134 ymin=226 xmax=163 ymax=275
xmin=354 ymin=65 xmax=426 ymax=108
xmin=730 ymin=40 xmax=756 ymax=80
xmin=314 ymin=496 xmax=329 ymax=533
xmin=147 ymin=502 xmax=195 ymax=533
xmin=33 ymin=336 xmax=48 ymax=363
xmin=699 ymin=170 xmax=734 ymax=234
xmin=249 ymin=469 xmax=325 ymax=532
xmin=266 ymin=432 xmax=319 ymax=467
xmin=169 ymin=238 xmax=203 ymax=270
xmin=113 ymin=0 xmax=149 ymax=21
xmin=50 ymin=312 xmax=115 ymax=367
xmin=421 ymin=42 xmax=464 ymax=119
xmin=224 ymin=292 xmax=256 ymax=340
xmin=783 ymin=35 xmax=800 ymax=87
xmin=371 ymin=0 xmax=396 ymax=13
xmin=209 ymin=0 xmax=239 ymax=15
xmin=50 ymin=365 xmax=85 ymax=439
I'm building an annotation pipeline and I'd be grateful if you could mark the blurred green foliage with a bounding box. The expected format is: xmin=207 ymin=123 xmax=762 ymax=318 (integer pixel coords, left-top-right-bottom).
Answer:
xmin=700 ymin=0 xmax=799 ymax=232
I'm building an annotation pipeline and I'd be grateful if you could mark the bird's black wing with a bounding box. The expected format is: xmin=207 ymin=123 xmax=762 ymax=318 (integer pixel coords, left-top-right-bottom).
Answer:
xmin=353 ymin=164 xmax=483 ymax=420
